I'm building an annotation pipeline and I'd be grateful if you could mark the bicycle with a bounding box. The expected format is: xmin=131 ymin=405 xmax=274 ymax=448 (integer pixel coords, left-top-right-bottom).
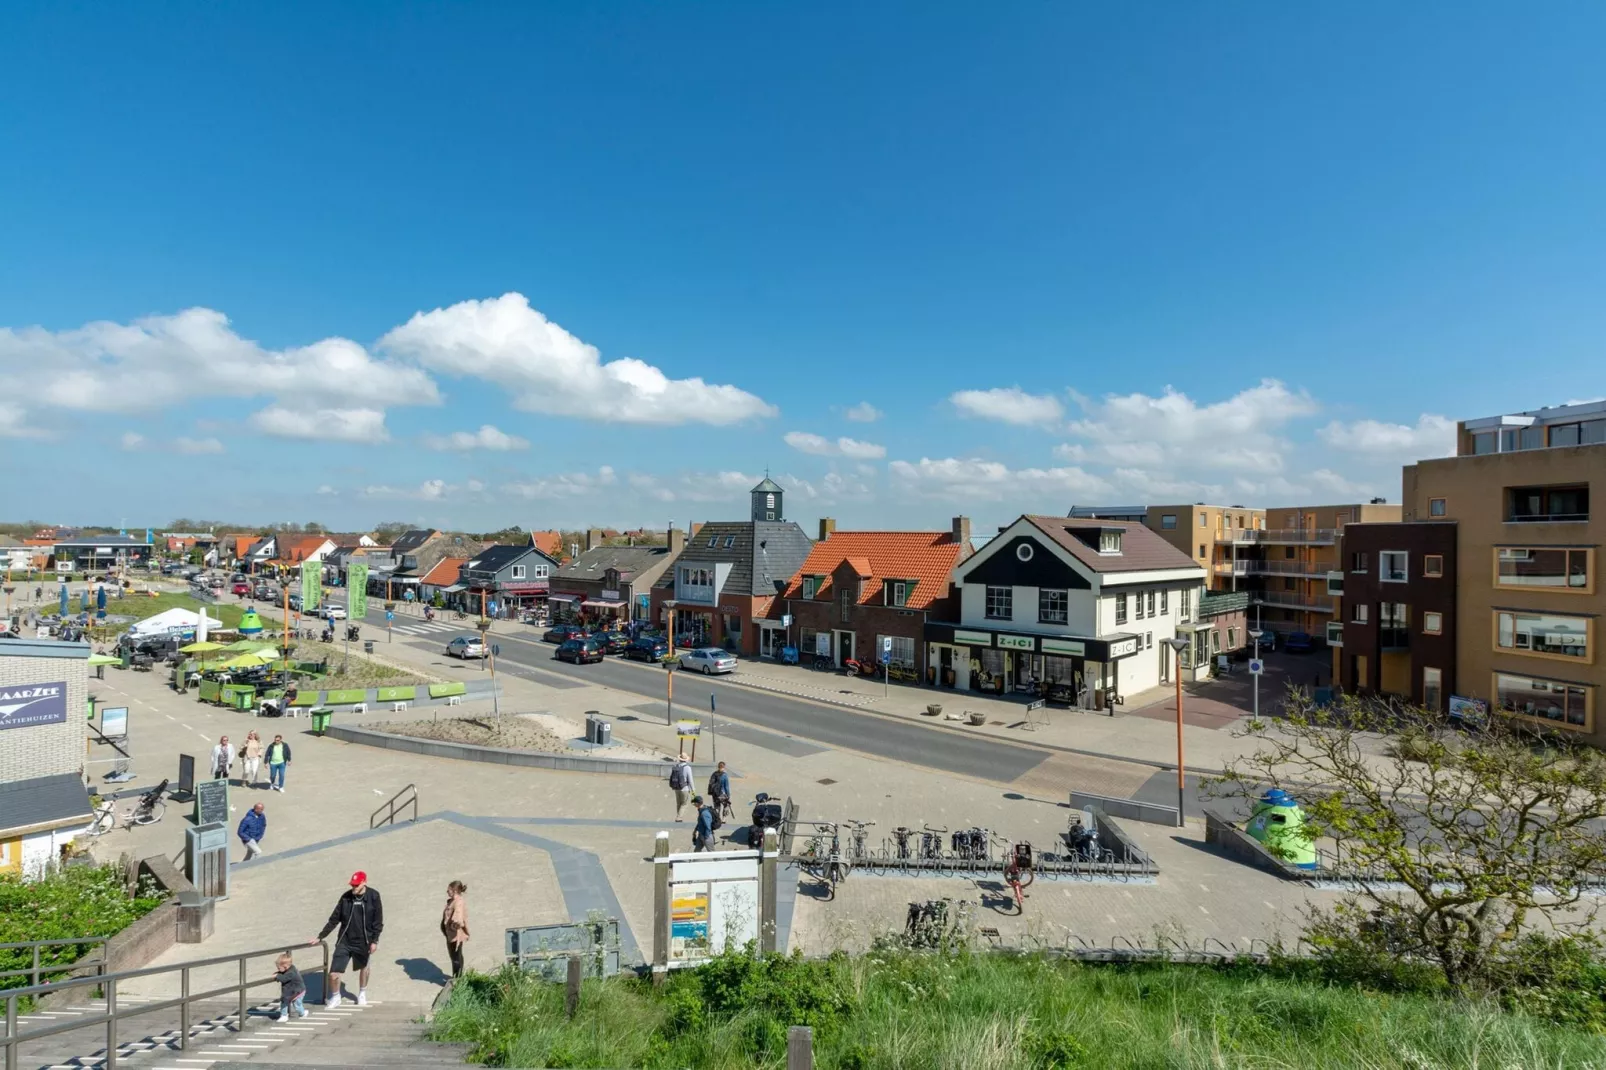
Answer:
xmin=890 ymin=826 xmax=915 ymax=862
xmin=843 ymin=819 xmax=876 ymax=873
xmin=920 ymin=824 xmax=949 ymax=875
xmin=803 ymin=822 xmax=849 ymax=899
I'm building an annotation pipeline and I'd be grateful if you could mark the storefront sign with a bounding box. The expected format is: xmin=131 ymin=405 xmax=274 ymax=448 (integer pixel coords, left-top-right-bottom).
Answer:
xmin=1107 ymin=638 xmax=1139 ymax=659
xmin=0 ymin=681 xmax=67 ymax=730
xmin=601 ymin=589 xmax=621 ymax=601
xmin=718 ymin=604 xmax=744 ymax=614
xmin=998 ymin=634 xmax=1035 ymax=651
xmin=952 ymin=629 xmax=993 ymax=647
xmin=1041 ymin=638 xmax=1085 ymax=656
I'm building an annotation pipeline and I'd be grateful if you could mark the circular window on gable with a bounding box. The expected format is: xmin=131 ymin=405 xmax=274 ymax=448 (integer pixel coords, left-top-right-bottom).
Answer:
xmin=1016 ymin=542 xmax=1035 ymax=562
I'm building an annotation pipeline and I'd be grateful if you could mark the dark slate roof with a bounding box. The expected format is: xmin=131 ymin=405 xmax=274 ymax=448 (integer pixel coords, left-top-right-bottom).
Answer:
xmin=751 ymin=476 xmax=784 ymax=493
xmin=1024 ymin=516 xmax=1201 ymax=574
xmin=0 ymin=773 xmax=93 ymax=835
xmin=463 ymin=544 xmax=555 ymax=574
xmin=654 ymin=520 xmax=813 ymax=596
xmin=389 ymin=529 xmax=440 ymax=555
xmin=555 ymin=545 xmax=675 ymax=581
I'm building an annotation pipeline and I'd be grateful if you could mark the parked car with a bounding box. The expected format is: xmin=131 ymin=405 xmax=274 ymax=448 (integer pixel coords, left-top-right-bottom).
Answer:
xmin=681 ymin=647 xmax=738 ymax=675
xmin=1284 ymin=631 xmax=1315 ymax=653
xmin=231 ymin=581 xmax=251 ymax=595
xmin=555 ymin=637 xmax=605 ymax=664
xmin=544 ymin=623 xmax=587 ymax=644
xmin=323 ymin=604 xmax=348 ymax=620
xmin=253 ymin=585 xmax=275 ymax=600
xmin=592 ymin=631 xmax=630 ymax=655
xmin=623 ymin=636 xmax=671 ymax=662
xmin=446 ymin=636 xmax=488 ymax=659
xmin=288 ymin=594 xmax=303 ymax=612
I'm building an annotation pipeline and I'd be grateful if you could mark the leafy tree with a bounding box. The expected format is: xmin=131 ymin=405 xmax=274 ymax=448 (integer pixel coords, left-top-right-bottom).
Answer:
xmin=1211 ymin=690 xmax=1606 ymax=991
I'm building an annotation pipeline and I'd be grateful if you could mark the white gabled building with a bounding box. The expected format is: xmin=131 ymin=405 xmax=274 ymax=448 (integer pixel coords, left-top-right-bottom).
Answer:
xmin=925 ymin=515 xmax=1209 ymax=707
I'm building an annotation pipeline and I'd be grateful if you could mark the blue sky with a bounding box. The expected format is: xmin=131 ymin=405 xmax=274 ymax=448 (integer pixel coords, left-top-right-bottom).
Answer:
xmin=4 ymin=4 xmax=1605 ymax=534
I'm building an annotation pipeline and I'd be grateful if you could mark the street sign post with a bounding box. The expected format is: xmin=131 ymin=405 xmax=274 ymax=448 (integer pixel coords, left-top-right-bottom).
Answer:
xmin=881 ymin=636 xmax=892 ymax=697
xmin=1248 ymin=659 xmax=1264 ymax=675
xmin=1248 ymin=629 xmax=1264 ymax=720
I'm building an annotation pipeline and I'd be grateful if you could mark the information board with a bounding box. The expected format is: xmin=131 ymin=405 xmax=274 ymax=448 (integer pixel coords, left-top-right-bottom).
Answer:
xmin=194 ymin=778 xmax=229 ymax=826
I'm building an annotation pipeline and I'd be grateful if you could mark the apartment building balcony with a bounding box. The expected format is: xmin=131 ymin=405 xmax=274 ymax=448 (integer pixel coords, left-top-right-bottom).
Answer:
xmin=1379 ymin=627 xmax=1410 ymax=651
xmin=1243 ymin=559 xmax=1331 ymax=578
xmin=1237 ymin=528 xmax=1339 ymax=546
xmin=1251 ymin=590 xmax=1336 ymax=613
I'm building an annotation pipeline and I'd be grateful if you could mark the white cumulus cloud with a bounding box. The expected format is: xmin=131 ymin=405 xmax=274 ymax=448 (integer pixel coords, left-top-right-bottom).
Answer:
xmin=950 ymin=387 xmax=1064 ymax=426
xmin=421 ymin=424 xmax=530 ymax=452
xmin=361 ymin=479 xmax=452 ymax=500
xmin=380 ymin=293 xmax=777 ymax=426
xmin=889 ymin=456 xmax=1112 ymax=503
xmin=1317 ymin=414 xmax=1456 ymax=459
xmin=783 ymin=431 xmax=886 ymax=459
xmin=841 ymin=401 xmax=882 ymax=423
xmin=250 ymin=406 xmax=390 ymax=444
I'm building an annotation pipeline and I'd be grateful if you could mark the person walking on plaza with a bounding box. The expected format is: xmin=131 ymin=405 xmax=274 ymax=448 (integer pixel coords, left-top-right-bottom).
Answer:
xmin=707 ymin=761 xmax=731 ymax=819
xmin=237 ymin=802 xmax=266 ymax=860
xmin=669 ymin=753 xmax=694 ymax=822
xmin=440 ymin=881 xmax=470 ymax=981
xmin=315 ymin=871 xmax=383 ymax=1006
xmin=265 ymin=734 xmax=291 ymax=792
xmin=241 ymin=731 xmax=263 ymax=787
xmin=211 ymin=735 xmax=233 ymax=782
xmin=692 ymin=795 xmax=715 ymax=852
xmin=274 ymin=952 xmax=308 ymax=1021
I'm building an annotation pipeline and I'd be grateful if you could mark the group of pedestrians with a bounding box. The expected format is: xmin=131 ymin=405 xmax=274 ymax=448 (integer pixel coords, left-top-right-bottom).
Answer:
xmin=668 ymin=754 xmax=733 ymax=852
xmin=211 ymin=731 xmax=292 ymax=791
xmin=267 ymin=871 xmax=470 ymax=1015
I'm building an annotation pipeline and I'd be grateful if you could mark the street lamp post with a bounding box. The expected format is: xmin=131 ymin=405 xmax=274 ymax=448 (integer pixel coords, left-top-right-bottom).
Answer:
xmin=1165 ymin=636 xmax=1189 ymax=828
xmin=1248 ymin=627 xmax=1263 ymax=720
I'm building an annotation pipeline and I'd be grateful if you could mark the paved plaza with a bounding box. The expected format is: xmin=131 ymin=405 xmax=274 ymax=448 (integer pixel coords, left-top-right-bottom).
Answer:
xmin=82 ymin=605 xmax=1345 ymax=1012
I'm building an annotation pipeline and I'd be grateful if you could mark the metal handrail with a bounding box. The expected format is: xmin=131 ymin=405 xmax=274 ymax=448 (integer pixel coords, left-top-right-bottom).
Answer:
xmin=370 ymin=783 xmax=418 ymax=829
xmin=0 ymin=938 xmax=108 ymax=986
xmin=2 ymin=940 xmax=329 ymax=1070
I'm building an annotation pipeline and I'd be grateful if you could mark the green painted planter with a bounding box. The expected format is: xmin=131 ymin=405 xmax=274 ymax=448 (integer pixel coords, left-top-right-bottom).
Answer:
xmin=376 ymin=685 xmax=417 ymax=702
xmin=428 ymin=681 xmax=467 ymax=698
xmin=325 ymin=688 xmax=368 ymax=705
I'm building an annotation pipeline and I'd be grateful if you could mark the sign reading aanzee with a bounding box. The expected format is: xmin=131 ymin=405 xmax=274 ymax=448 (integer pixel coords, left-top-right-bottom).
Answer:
xmin=0 ymin=681 xmax=68 ymax=731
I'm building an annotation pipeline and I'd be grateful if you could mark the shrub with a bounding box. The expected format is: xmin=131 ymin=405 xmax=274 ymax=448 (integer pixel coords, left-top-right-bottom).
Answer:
xmin=0 ymin=864 xmax=165 ymax=992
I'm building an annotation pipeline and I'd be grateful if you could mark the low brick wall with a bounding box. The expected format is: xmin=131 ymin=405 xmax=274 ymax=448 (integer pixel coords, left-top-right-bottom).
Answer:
xmin=1202 ymin=807 xmax=1307 ymax=880
xmin=324 ymin=723 xmax=670 ymax=777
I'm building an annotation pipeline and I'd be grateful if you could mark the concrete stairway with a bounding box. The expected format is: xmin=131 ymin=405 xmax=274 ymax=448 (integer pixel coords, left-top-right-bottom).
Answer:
xmin=215 ymin=1002 xmax=471 ymax=1068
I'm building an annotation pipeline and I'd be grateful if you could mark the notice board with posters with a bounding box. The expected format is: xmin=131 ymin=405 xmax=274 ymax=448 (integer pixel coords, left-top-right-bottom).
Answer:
xmin=662 ymin=851 xmax=760 ymax=968
xmin=0 ymin=681 xmax=68 ymax=731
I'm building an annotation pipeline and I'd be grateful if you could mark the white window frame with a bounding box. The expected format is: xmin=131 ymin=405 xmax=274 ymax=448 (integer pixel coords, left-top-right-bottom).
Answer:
xmin=1114 ymin=593 xmax=1128 ymax=626
xmin=1038 ymin=588 xmax=1068 ymax=625
xmin=1380 ymin=551 xmax=1409 ymax=583
xmin=1353 ymin=603 xmax=1369 ymax=624
xmin=890 ymin=581 xmax=907 ymax=607
xmin=1423 ymin=611 xmax=1443 ymax=635
xmin=984 ymin=585 xmax=1012 ymax=621
xmin=510 ymin=564 xmax=526 ymax=580
xmin=1159 ymin=590 xmax=1168 ymax=615
xmin=802 ymin=576 xmax=817 ymax=599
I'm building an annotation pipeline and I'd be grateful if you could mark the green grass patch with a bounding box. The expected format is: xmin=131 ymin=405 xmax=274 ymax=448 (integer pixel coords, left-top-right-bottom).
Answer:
xmin=93 ymin=591 xmax=244 ymax=633
xmin=376 ymin=685 xmax=417 ymax=702
xmin=1 ymin=865 xmax=165 ymax=994
xmin=429 ymin=681 xmax=467 ymax=698
xmin=431 ymin=950 xmax=1606 ymax=1069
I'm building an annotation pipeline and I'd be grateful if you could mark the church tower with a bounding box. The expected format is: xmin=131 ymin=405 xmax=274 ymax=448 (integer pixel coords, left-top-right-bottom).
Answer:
xmin=751 ymin=476 xmax=783 ymax=522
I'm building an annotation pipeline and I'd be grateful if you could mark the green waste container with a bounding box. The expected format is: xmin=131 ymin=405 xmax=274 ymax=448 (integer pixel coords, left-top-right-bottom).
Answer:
xmin=310 ymin=708 xmax=333 ymax=736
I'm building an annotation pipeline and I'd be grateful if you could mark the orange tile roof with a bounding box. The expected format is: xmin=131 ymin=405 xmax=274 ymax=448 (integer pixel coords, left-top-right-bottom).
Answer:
xmin=529 ymin=530 xmax=563 ymax=557
xmin=780 ymin=530 xmax=971 ymax=610
xmin=277 ymin=535 xmax=333 ymax=562
xmin=420 ymin=558 xmax=465 ymax=586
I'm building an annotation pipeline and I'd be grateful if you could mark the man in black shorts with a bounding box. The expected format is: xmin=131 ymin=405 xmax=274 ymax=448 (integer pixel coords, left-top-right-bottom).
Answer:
xmin=314 ymin=871 xmax=383 ymax=1006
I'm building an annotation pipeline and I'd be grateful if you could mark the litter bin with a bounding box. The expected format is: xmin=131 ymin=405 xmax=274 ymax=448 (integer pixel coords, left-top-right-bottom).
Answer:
xmin=364 ymin=640 xmax=374 ymax=655
xmin=310 ymin=708 xmax=333 ymax=736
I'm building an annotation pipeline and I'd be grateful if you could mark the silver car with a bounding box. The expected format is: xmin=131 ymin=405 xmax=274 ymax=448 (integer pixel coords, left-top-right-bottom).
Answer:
xmin=681 ymin=647 xmax=737 ymax=675
xmin=446 ymin=636 xmax=488 ymax=659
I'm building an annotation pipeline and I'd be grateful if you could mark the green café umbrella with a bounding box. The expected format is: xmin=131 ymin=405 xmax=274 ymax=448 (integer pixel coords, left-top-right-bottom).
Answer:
xmin=221 ymin=652 xmax=276 ymax=669
xmin=180 ymin=640 xmax=226 ymax=653
xmin=87 ymin=653 xmax=120 ymax=665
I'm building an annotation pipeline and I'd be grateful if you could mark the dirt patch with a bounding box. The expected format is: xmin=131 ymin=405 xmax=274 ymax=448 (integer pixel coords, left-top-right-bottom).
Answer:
xmin=381 ymin=714 xmax=569 ymax=753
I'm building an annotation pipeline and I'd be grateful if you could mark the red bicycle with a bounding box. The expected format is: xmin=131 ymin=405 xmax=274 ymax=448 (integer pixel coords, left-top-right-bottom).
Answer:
xmin=1003 ymin=842 xmax=1034 ymax=913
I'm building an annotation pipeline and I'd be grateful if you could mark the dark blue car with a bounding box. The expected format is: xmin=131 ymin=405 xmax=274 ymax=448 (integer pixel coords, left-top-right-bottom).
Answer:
xmin=1284 ymin=631 xmax=1315 ymax=653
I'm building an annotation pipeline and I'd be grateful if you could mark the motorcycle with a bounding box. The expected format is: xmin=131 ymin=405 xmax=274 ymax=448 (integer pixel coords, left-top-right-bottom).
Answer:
xmin=748 ymin=792 xmax=786 ymax=849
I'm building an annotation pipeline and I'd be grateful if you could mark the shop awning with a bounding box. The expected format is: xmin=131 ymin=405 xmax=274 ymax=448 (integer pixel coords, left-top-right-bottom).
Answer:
xmin=441 ymin=584 xmax=466 ymax=593
xmin=582 ymin=599 xmax=626 ymax=609
xmin=548 ymin=593 xmax=582 ymax=603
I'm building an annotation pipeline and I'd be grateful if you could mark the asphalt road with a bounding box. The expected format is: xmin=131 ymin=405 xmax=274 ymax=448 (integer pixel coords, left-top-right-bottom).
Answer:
xmin=362 ymin=606 xmax=1055 ymax=784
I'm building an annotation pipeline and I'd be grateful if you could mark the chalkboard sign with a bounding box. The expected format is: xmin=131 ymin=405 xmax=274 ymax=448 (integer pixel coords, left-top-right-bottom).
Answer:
xmin=194 ymin=778 xmax=228 ymax=826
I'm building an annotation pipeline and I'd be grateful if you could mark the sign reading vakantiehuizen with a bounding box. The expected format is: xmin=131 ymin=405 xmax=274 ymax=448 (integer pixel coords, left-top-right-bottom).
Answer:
xmin=0 ymin=681 xmax=68 ymax=730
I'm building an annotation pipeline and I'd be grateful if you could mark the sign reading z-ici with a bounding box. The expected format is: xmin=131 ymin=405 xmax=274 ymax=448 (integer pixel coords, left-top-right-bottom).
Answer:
xmin=0 ymin=681 xmax=69 ymax=730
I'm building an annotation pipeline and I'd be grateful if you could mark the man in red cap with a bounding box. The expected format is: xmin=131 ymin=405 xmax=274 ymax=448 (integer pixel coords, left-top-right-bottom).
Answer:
xmin=313 ymin=871 xmax=383 ymax=1006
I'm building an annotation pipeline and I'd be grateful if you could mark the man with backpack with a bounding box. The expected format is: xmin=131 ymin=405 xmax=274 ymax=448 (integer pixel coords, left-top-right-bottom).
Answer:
xmin=668 ymin=753 xmax=693 ymax=822
xmin=707 ymin=761 xmax=732 ymax=820
xmin=692 ymin=795 xmax=716 ymax=852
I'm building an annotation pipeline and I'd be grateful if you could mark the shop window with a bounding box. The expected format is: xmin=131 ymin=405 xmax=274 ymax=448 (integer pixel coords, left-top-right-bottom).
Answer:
xmin=885 ymin=635 xmax=916 ymax=667
xmin=1038 ymin=588 xmax=1068 ymax=625
xmin=1114 ymin=593 xmax=1127 ymax=626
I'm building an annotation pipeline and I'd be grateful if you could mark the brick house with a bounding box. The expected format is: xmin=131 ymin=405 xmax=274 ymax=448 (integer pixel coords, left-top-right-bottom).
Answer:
xmin=779 ymin=518 xmax=973 ymax=681
xmin=0 ymin=638 xmax=93 ymax=879
xmin=650 ymin=479 xmax=813 ymax=656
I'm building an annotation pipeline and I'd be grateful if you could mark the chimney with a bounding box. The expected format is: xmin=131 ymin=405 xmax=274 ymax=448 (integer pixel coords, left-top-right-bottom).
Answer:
xmin=952 ymin=516 xmax=972 ymax=545
xmin=586 ymin=528 xmax=603 ymax=551
xmin=818 ymin=517 xmax=836 ymax=541
xmin=668 ymin=527 xmax=686 ymax=555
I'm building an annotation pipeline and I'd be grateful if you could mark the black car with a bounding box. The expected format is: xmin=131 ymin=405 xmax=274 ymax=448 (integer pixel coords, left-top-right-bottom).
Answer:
xmin=592 ymin=631 xmax=630 ymax=655
xmin=544 ymin=623 xmax=587 ymax=644
xmin=555 ymin=637 xmax=605 ymax=664
xmin=623 ymin=636 xmax=670 ymax=662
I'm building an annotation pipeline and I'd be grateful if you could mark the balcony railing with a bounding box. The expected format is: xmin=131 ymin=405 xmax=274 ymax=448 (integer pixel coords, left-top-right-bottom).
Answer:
xmin=1252 ymin=591 xmax=1336 ymax=613
xmin=1506 ymin=512 xmax=1590 ymax=524
xmin=1245 ymin=528 xmax=1339 ymax=545
xmin=1213 ymin=558 xmax=1331 ymax=578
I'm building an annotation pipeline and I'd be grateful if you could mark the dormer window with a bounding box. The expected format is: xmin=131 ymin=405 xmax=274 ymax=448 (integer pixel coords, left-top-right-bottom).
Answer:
xmin=1099 ymin=531 xmax=1122 ymax=554
xmin=886 ymin=580 xmax=908 ymax=607
xmin=802 ymin=576 xmax=817 ymax=599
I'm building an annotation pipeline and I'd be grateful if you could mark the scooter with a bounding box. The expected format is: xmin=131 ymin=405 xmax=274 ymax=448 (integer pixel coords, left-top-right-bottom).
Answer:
xmin=748 ymin=792 xmax=785 ymax=849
